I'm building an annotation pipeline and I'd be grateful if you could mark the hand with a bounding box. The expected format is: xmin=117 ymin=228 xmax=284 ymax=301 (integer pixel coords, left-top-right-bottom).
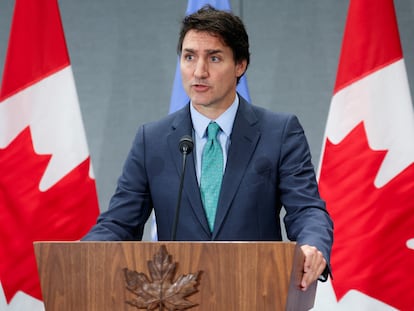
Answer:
xmin=299 ymin=244 xmax=326 ymax=291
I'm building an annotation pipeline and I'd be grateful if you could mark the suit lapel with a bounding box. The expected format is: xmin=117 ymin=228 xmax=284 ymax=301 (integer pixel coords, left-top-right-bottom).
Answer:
xmin=212 ymin=99 xmax=260 ymax=238
xmin=167 ymin=105 xmax=211 ymax=237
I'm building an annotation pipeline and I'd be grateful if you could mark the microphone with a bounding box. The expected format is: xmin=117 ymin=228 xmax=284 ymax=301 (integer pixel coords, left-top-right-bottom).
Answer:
xmin=171 ymin=135 xmax=193 ymax=241
xmin=178 ymin=135 xmax=194 ymax=167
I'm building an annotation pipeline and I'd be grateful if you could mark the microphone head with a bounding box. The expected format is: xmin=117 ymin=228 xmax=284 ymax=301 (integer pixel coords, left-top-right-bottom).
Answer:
xmin=179 ymin=135 xmax=194 ymax=154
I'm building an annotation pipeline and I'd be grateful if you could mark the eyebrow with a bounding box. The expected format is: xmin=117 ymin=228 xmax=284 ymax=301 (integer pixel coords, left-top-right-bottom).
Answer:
xmin=182 ymin=48 xmax=223 ymax=55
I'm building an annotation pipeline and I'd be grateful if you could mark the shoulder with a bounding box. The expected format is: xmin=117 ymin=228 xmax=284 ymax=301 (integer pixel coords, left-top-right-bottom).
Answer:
xmin=238 ymin=98 xmax=300 ymax=130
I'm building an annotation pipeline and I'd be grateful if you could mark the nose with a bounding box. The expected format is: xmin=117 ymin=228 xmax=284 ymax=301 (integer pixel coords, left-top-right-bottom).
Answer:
xmin=194 ymin=59 xmax=208 ymax=79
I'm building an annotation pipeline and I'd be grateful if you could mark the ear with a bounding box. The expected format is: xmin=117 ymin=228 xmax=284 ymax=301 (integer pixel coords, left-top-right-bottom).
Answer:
xmin=235 ymin=59 xmax=248 ymax=78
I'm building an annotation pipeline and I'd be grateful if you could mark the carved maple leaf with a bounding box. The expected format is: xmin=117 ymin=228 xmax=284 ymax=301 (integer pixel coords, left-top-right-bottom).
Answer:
xmin=124 ymin=245 xmax=200 ymax=310
xmin=319 ymin=123 xmax=414 ymax=310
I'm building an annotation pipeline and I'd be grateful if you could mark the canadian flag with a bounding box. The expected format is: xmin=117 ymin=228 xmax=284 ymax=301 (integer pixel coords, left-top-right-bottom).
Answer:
xmin=313 ymin=0 xmax=414 ymax=310
xmin=0 ymin=0 xmax=99 ymax=310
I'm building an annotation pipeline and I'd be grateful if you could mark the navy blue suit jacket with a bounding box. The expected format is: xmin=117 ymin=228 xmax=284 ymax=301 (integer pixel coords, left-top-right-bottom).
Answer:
xmin=83 ymin=96 xmax=333 ymax=265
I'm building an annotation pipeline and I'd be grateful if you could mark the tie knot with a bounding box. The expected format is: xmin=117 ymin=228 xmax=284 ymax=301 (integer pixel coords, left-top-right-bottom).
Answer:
xmin=207 ymin=122 xmax=220 ymax=140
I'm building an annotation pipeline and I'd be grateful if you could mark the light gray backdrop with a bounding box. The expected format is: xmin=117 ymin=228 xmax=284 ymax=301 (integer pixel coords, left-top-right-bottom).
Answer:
xmin=1 ymin=1 xmax=413 ymax=240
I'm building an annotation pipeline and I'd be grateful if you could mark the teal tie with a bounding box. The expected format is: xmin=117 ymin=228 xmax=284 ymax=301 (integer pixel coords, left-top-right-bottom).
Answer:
xmin=200 ymin=122 xmax=223 ymax=231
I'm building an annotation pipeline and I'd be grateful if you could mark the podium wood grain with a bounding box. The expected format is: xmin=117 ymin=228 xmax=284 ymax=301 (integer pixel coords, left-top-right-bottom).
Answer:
xmin=34 ymin=242 xmax=316 ymax=311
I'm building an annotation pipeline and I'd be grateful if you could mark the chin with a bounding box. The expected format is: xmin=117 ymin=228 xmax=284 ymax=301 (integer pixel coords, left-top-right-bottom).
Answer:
xmin=190 ymin=96 xmax=210 ymax=106
xmin=191 ymin=102 xmax=205 ymax=108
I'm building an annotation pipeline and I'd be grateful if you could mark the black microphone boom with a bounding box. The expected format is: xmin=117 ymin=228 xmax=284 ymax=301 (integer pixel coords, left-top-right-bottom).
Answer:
xmin=171 ymin=135 xmax=193 ymax=241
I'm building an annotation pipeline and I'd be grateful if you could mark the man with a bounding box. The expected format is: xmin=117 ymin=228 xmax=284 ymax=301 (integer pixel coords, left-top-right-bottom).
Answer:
xmin=83 ymin=5 xmax=333 ymax=291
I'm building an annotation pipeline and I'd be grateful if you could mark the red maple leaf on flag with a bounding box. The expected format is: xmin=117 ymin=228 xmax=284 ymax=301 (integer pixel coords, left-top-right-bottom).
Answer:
xmin=0 ymin=127 xmax=99 ymax=302
xmin=319 ymin=122 xmax=414 ymax=310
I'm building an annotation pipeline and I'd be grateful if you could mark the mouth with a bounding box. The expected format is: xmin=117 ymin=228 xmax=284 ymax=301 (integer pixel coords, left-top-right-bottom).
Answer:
xmin=191 ymin=83 xmax=210 ymax=92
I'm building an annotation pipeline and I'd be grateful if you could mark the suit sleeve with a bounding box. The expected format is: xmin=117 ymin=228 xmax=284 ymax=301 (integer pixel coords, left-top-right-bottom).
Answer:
xmin=278 ymin=115 xmax=334 ymax=273
xmin=82 ymin=125 xmax=153 ymax=241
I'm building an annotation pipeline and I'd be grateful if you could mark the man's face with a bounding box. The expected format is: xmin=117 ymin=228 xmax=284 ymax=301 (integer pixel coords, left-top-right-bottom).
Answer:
xmin=180 ymin=30 xmax=246 ymax=117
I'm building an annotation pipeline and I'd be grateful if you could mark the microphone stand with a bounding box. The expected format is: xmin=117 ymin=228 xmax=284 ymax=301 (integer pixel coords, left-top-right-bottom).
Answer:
xmin=171 ymin=136 xmax=193 ymax=241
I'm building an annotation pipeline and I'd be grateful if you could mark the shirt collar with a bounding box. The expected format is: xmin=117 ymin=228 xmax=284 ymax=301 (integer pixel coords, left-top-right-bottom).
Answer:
xmin=190 ymin=95 xmax=239 ymax=139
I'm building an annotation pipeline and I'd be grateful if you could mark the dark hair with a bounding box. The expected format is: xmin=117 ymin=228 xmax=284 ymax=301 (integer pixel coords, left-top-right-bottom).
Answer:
xmin=177 ymin=5 xmax=250 ymax=81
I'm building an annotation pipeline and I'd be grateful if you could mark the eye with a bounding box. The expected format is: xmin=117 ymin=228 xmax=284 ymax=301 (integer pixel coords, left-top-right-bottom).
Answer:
xmin=210 ymin=56 xmax=220 ymax=62
xmin=184 ymin=54 xmax=194 ymax=61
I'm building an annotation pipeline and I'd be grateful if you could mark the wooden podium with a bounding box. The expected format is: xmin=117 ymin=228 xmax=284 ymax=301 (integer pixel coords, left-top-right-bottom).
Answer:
xmin=34 ymin=242 xmax=316 ymax=311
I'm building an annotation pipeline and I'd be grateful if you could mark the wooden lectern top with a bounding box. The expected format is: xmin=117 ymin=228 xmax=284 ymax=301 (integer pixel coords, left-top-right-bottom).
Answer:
xmin=34 ymin=241 xmax=316 ymax=311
